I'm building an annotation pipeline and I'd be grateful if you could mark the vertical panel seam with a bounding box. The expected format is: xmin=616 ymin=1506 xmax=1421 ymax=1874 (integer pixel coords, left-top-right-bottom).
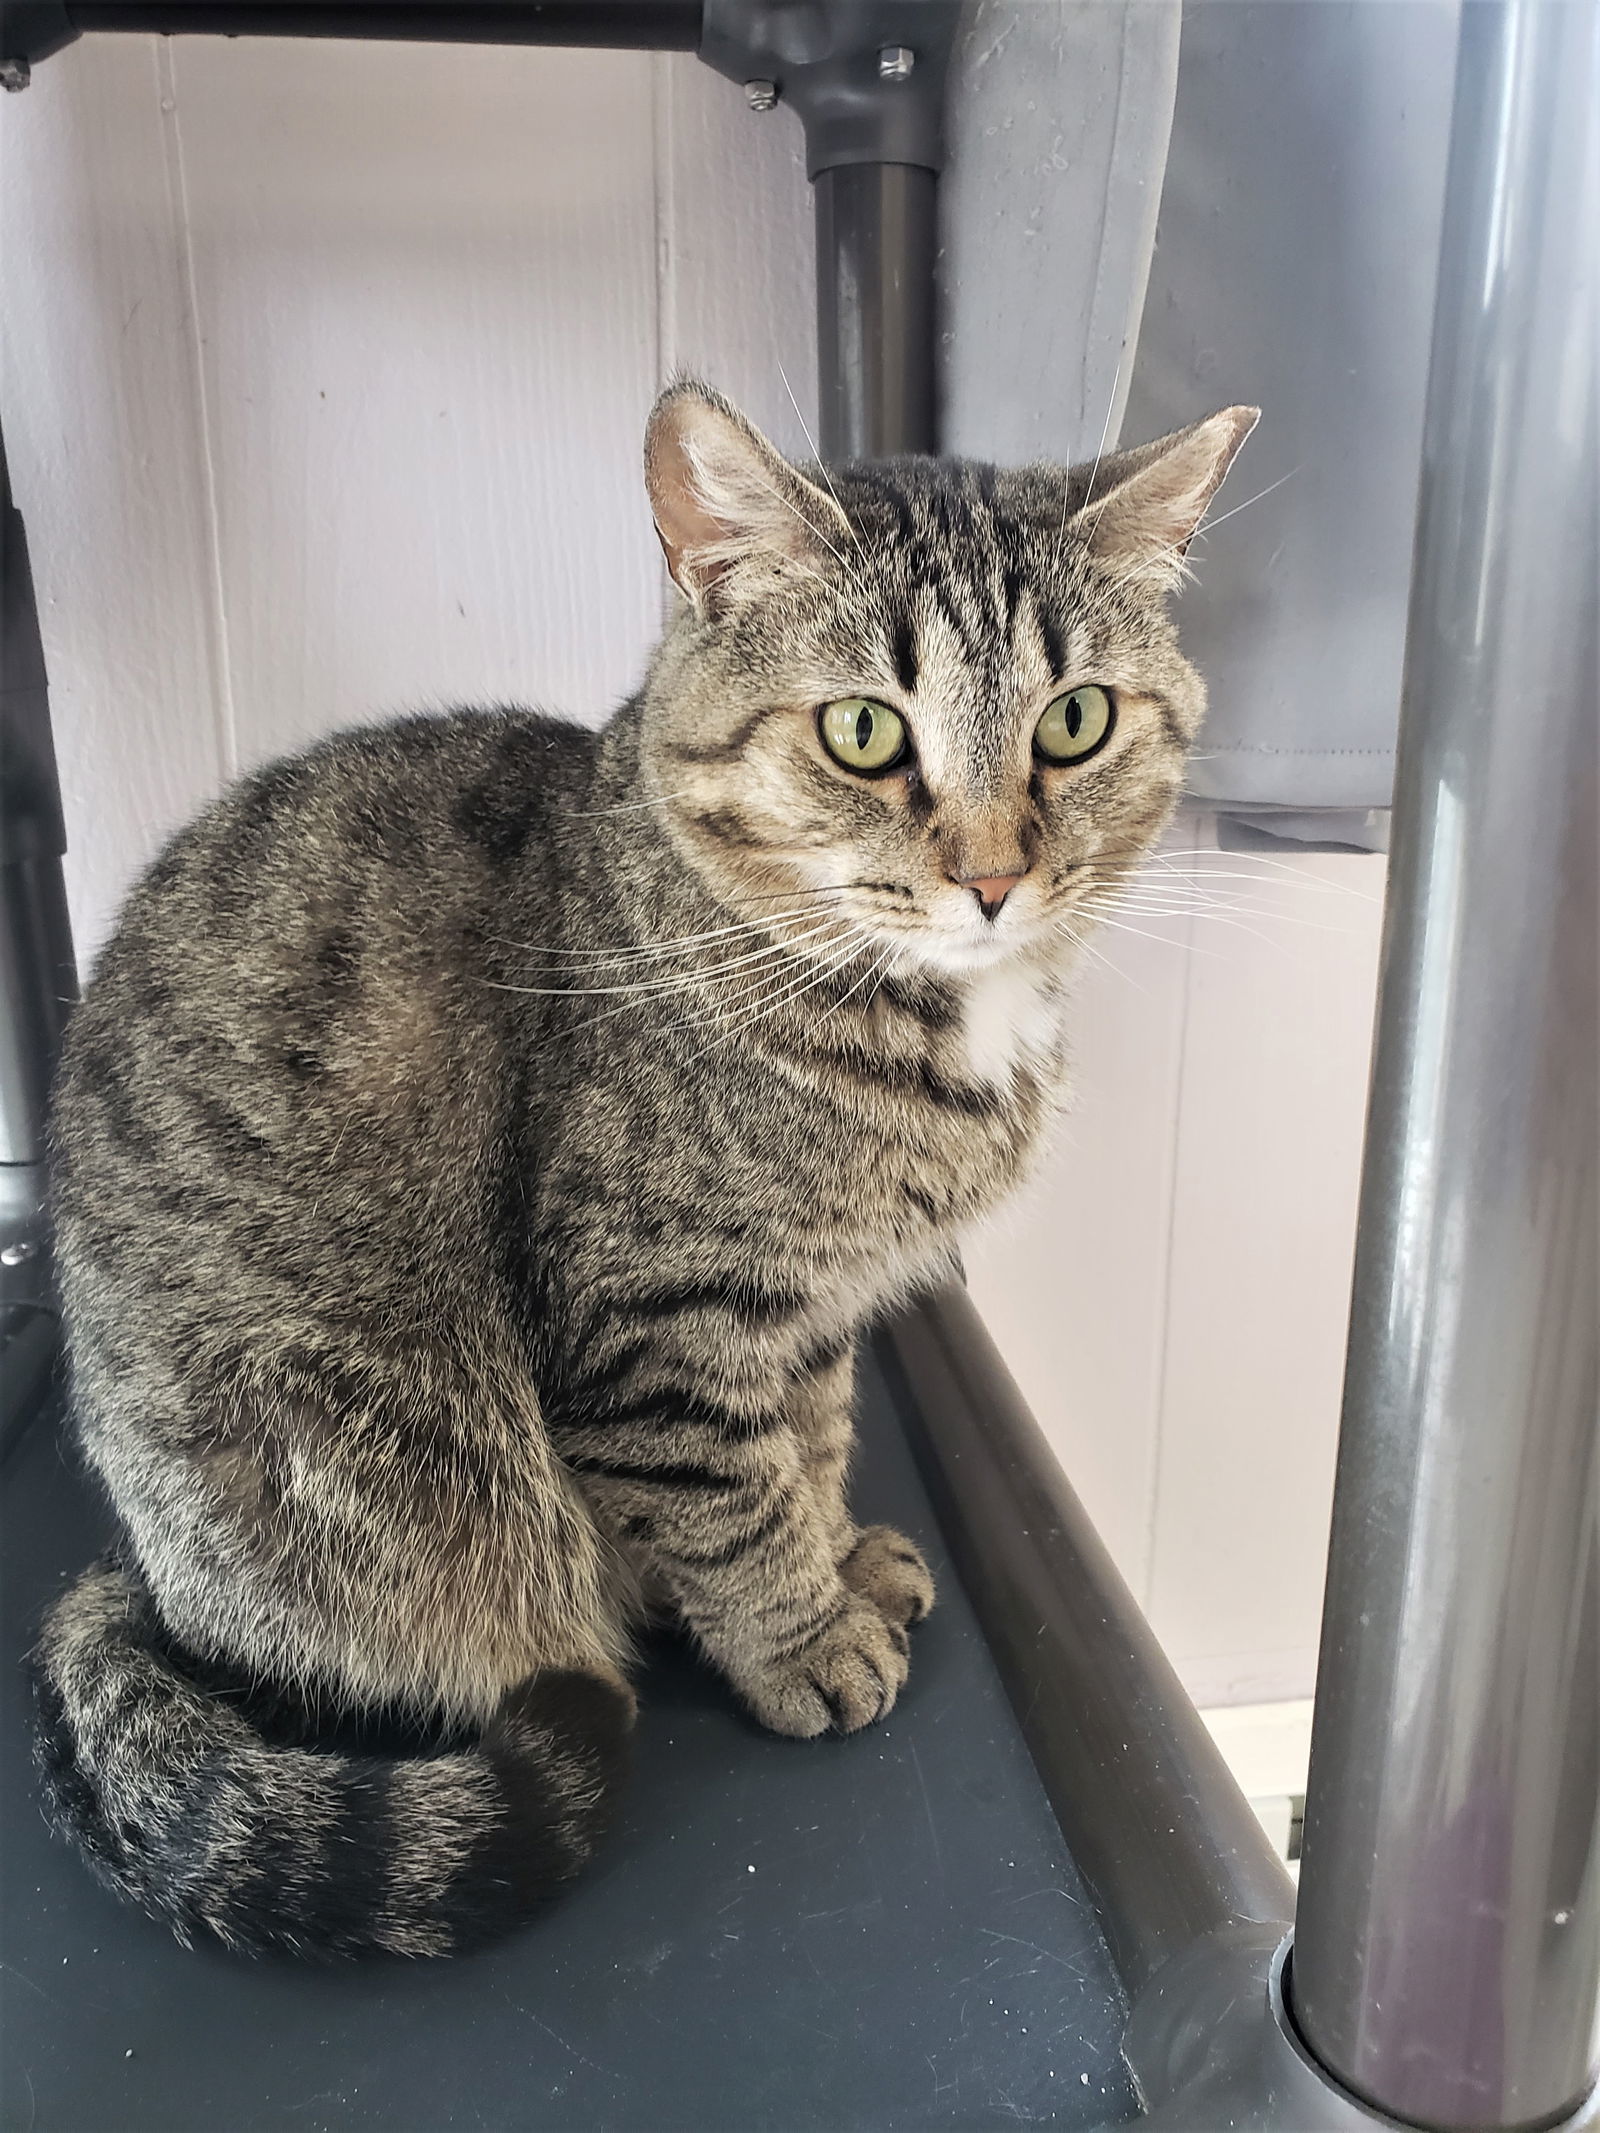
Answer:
xmin=156 ymin=37 xmax=239 ymax=782
xmin=650 ymin=50 xmax=678 ymax=630
xmin=651 ymin=51 xmax=675 ymax=389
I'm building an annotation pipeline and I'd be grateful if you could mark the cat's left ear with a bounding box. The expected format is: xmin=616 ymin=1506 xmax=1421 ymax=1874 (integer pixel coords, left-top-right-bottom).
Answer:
xmin=645 ymin=380 xmax=852 ymax=611
xmin=1068 ymin=406 xmax=1260 ymax=586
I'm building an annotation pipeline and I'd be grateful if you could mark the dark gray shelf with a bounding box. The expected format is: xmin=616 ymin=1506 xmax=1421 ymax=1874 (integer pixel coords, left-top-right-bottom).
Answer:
xmin=0 ymin=1350 xmax=1137 ymax=2133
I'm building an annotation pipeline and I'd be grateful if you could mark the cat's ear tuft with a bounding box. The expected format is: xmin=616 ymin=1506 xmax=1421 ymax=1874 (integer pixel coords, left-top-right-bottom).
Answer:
xmin=644 ymin=380 xmax=851 ymax=611
xmin=1069 ymin=406 xmax=1260 ymax=587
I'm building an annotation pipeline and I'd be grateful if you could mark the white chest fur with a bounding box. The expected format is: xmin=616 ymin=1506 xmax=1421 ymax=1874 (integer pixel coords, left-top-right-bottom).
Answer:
xmin=958 ymin=961 xmax=1064 ymax=1087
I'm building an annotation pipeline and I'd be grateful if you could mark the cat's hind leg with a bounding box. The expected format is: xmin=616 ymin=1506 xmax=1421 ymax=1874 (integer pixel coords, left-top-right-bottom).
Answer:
xmin=41 ymin=1326 xmax=636 ymax=1956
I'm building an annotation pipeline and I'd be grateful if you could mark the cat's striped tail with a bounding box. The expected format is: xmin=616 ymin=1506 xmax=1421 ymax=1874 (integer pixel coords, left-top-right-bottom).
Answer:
xmin=30 ymin=1556 xmax=631 ymax=1959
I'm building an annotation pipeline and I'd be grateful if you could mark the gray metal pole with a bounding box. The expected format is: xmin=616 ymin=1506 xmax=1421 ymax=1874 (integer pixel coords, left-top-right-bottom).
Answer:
xmin=1292 ymin=0 xmax=1600 ymax=2126
xmin=814 ymin=161 xmax=938 ymax=458
xmin=697 ymin=3 xmax=956 ymax=462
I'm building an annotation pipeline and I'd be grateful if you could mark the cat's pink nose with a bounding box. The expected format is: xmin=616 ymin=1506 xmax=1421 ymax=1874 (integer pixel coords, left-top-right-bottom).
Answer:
xmin=957 ymin=871 xmax=1026 ymax=918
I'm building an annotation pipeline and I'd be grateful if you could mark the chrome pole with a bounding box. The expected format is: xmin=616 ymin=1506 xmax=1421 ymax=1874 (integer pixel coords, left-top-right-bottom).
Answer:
xmin=1292 ymin=1 xmax=1600 ymax=2126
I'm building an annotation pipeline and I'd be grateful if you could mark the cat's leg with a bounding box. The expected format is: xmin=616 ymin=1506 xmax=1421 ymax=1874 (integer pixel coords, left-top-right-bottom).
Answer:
xmin=565 ymin=1362 xmax=928 ymax=1739
xmin=786 ymin=1337 xmax=858 ymax=1552
xmin=93 ymin=1321 xmax=635 ymax=1724
xmin=787 ymin=1340 xmax=936 ymax=1633
xmin=48 ymin=1317 xmax=639 ymax=1954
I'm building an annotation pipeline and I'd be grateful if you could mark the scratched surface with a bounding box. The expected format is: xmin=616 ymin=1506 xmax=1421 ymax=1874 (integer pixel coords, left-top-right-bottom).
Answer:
xmin=1 ymin=1355 xmax=1137 ymax=2131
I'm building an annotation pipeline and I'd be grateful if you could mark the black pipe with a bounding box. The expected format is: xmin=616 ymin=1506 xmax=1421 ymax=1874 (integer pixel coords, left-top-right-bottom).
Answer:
xmin=1 ymin=432 xmax=74 ymax=1449
xmin=814 ymin=162 xmax=937 ymax=459
xmin=6 ymin=1 xmax=702 ymax=67
xmin=0 ymin=432 xmax=76 ymax=1180
xmin=877 ymin=1285 xmax=1296 ymax=2000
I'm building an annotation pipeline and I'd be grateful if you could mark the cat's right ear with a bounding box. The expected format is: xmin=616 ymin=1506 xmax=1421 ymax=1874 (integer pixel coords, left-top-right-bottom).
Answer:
xmin=1066 ymin=406 xmax=1260 ymax=586
xmin=644 ymin=381 xmax=851 ymax=612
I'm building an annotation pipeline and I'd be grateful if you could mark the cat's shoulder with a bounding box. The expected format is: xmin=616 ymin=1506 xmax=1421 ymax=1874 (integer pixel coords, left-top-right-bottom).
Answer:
xmin=251 ymin=705 xmax=595 ymax=818
xmin=97 ymin=708 xmax=595 ymax=984
xmin=153 ymin=706 xmax=592 ymax=876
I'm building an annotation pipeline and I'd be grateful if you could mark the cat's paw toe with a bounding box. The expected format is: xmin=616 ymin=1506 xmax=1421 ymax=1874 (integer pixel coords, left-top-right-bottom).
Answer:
xmin=744 ymin=1594 xmax=908 ymax=1738
xmin=841 ymin=1524 xmax=935 ymax=1629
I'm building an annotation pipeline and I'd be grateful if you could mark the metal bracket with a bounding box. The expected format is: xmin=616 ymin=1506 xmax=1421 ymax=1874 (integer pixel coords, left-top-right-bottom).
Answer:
xmin=699 ymin=0 xmax=957 ymax=178
xmin=0 ymin=4 xmax=706 ymax=77
xmin=0 ymin=3 xmax=74 ymax=76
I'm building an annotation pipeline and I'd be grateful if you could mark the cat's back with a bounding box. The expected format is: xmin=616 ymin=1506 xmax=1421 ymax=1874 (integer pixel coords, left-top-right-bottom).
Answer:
xmin=52 ymin=707 xmax=592 ymax=1252
xmin=72 ymin=705 xmax=587 ymax=1011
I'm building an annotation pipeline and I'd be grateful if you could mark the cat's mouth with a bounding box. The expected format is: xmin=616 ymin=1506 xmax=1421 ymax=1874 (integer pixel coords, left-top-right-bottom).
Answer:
xmin=791 ymin=878 xmax=1052 ymax=978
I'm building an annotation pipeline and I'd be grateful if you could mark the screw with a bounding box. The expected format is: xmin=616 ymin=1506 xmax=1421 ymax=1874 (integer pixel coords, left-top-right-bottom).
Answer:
xmin=878 ymin=45 xmax=915 ymax=83
xmin=1 ymin=1238 xmax=38 ymax=1266
xmin=1 ymin=56 xmax=31 ymax=92
xmin=745 ymin=78 xmax=778 ymax=113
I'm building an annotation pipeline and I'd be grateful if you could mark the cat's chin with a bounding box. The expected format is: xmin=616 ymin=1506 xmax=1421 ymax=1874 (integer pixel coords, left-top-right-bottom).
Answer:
xmin=894 ymin=927 xmax=1046 ymax=980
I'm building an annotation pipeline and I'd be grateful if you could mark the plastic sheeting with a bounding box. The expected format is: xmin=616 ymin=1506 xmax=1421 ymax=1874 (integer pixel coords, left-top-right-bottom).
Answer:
xmin=942 ymin=0 xmax=1459 ymax=851
xmin=1122 ymin=0 xmax=1460 ymax=847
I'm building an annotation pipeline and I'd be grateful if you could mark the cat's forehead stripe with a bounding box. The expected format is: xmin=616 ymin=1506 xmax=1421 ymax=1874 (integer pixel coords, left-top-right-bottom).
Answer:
xmin=890 ymin=610 xmax=918 ymax=695
xmin=1035 ymin=601 xmax=1067 ymax=686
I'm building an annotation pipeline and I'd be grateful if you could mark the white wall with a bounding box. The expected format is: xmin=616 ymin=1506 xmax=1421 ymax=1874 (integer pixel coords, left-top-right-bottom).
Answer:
xmin=966 ymin=825 xmax=1383 ymax=1705
xmin=1 ymin=33 xmax=819 ymax=956
xmin=1 ymin=28 xmax=1385 ymax=1707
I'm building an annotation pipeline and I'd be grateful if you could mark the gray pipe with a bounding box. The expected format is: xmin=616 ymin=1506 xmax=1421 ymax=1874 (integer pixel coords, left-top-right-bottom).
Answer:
xmin=879 ymin=1286 xmax=1295 ymax=2002
xmin=1291 ymin=0 xmax=1600 ymax=2126
xmin=814 ymin=162 xmax=938 ymax=459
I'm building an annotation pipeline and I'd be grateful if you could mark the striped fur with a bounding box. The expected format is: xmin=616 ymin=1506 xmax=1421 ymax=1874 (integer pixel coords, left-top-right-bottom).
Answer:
xmin=38 ymin=382 xmax=1254 ymax=1956
xmin=34 ymin=1557 xmax=628 ymax=1957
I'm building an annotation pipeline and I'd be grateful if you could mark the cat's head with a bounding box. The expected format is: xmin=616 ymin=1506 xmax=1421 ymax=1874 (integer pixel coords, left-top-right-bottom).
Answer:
xmin=638 ymin=381 xmax=1256 ymax=978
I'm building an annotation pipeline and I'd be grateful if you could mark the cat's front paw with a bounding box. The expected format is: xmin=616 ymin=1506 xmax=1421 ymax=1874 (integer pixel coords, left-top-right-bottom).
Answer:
xmin=841 ymin=1524 xmax=935 ymax=1630
xmin=742 ymin=1593 xmax=909 ymax=1739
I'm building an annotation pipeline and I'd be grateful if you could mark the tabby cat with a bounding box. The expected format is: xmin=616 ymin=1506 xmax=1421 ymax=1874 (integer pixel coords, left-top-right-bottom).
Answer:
xmin=34 ymin=381 xmax=1255 ymax=1957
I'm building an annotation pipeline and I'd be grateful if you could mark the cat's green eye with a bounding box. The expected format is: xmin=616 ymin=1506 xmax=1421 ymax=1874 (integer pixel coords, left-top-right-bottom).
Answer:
xmin=1034 ymin=685 xmax=1115 ymax=765
xmin=818 ymin=698 xmax=910 ymax=776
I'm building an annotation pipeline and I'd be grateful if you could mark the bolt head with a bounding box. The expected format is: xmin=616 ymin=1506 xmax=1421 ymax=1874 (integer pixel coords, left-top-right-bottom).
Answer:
xmin=0 ymin=56 xmax=31 ymax=92
xmin=878 ymin=45 xmax=915 ymax=83
xmin=745 ymin=78 xmax=778 ymax=113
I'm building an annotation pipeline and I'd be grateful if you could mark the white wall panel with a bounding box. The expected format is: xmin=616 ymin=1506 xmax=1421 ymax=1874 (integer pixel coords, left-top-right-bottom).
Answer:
xmin=1 ymin=37 xmax=229 ymax=964
xmin=1146 ymin=847 xmax=1384 ymax=1704
xmin=169 ymin=37 xmax=663 ymax=769
xmin=963 ymin=882 xmax=1192 ymax=1592
xmin=964 ymin=835 xmax=1385 ymax=1706
xmin=655 ymin=55 xmax=818 ymax=462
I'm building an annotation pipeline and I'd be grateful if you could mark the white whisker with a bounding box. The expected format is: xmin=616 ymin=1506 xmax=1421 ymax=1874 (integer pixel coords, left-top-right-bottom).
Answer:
xmin=484 ymin=918 xmax=836 ymax=998
xmin=1055 ymin=348 xmax=1124 ymax=574
xmin=1193 ymin=466 xmax=1300 ymax=539
xmin=1082 ymin=894 xmax=1280 ymax=954
xmin=566 ymin=785 xmax=697 ymax=818
xmin=1138 ymin=852 xmax=1381 ymax=900
xmin=814 ymin=942 xmax=896 ymax=1027
xmin=685 ymin=930 xmax=872 ymax=1044
xmin=737 ymin=460 xmax=872 ymax=601
xmin=1052 ymin=922 xmax=1152 ymax=999
xmin=490 ymin=897 xmax=848 ymax=968
xmin=556 ymin=923 xmax=866 ymax=1041
xmin=1078 ymin=912 xmax=1228 ymax=960
xmin=1095 ymin=887 xmax=1360 ymax=938
xmin=776 ymin=357 xmax=865 ymax=561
